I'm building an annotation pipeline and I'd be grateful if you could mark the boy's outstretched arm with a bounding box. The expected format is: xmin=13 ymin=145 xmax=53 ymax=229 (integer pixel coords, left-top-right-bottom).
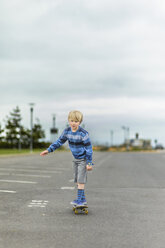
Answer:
xmin=40 ymin=130 xmax=67 ymax=156
xmin=40 ymin=150 xmax=49 ymax=156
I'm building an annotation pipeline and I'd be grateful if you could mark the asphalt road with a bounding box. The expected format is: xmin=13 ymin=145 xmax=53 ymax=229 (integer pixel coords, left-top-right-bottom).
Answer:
xmin=0 ymin=151 xmax=165 ymax=248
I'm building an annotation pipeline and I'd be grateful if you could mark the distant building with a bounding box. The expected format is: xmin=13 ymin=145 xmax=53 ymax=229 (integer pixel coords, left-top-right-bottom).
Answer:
xmin=125 ymin=133 xmax=152 ymax=149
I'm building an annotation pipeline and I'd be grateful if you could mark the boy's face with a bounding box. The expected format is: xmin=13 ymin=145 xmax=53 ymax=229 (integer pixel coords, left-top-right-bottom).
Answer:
xmin=69 ymin=119 xmax=80 ymax=132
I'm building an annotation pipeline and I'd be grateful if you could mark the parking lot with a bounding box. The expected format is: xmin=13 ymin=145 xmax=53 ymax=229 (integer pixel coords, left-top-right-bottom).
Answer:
xmin=1 ymin=151 xmax=165 ymax=248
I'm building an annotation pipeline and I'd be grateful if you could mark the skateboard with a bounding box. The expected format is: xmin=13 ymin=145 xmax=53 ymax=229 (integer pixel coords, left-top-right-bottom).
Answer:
xmin=72 ymin=205 xmax=88 ymax=215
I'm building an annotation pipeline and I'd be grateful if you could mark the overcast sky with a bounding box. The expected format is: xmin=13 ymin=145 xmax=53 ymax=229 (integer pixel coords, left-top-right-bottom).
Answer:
xmin=1 ymin=0 xmax=165 ymax=146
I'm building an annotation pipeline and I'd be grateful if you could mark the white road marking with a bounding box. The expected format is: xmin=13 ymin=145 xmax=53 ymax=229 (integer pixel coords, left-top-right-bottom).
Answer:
xmin=28 ymin=205 xmax=46 ymax=207
xmin=0 ymin=179 xmax=37 ymax=184
xmin=28 ymin=200 xmax=49 ymax=208
xmin=0 ymin=168 xmax=62 ymax=174
xmin=0 ymin=173 xmax=51 ymax=178
xmin=69 ymin=179 xmax=74 ymax=182
xmin=61 ymin=186 xmax=75 ymax=190
xmin=32 ymin=200 xmax=42 ymax=202
xmin=12 ymin=174 xmax=51 ymax=178
xmin=0 ymin=190 xmax=16 ymax=193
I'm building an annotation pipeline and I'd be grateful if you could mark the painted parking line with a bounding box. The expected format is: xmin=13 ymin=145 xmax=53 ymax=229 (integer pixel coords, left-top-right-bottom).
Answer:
xmin=14 ymin=174 xmax=51 ymax=178
xmin=10 ymin=173 xmax=50 ymax=178
xmin=0 ymin=168 xmax=62 ymax=174
xmin=28 ymin=200 xmax=49 ymax=208
xmin=61 ymin=187 xmax=75 ymax=190
xmin=0 ymin=173 xmax=51 ymax=178
xmin=0 ymin=179 xmax=37 ymax=184
xmin=0 ymin=190 xmax=16 ymax=193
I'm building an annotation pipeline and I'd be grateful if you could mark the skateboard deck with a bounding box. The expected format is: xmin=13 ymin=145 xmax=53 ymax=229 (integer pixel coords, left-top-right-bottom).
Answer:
xmin=72 ymin=205 xmax=88 ymax=215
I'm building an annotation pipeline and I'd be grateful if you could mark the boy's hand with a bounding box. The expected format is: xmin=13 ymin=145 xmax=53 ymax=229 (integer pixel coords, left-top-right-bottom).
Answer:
xmin=40 ymin=150 xmax=49 ymax=156
xmin=86 ymin=165 xmax=93 ymax=171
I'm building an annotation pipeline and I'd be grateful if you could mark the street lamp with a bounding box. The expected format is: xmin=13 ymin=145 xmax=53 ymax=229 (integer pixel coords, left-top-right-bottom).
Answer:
xmin=110 ymin=130 xmax=114 ymax=147
xmin=122 ymin=126 xmax=130 ymax=144
xmin=29 ymin=103 xmax=35 ymax=153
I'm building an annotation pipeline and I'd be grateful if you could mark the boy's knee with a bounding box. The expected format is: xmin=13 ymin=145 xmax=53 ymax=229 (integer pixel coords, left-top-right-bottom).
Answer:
xmin=77 ymin=183 xmax=85 ymax=189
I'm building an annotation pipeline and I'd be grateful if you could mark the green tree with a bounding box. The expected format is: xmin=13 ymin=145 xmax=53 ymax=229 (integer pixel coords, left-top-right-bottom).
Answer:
xmin=0 ymin=124 xmax=4 ymax=141
xmin=4 ymin=106 xmax=24 ymax=148
xmin=4 ymin=106 xmax=46 ymax=149
xmin=32 ymin=122 xmax=45 ymax=148
xmin=19 ymin=126 xmax=31 ymax=149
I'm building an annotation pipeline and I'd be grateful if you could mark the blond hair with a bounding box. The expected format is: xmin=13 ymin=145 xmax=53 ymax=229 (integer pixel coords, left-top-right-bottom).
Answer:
xmin=68 ymin=110 xmax=83 ymax=123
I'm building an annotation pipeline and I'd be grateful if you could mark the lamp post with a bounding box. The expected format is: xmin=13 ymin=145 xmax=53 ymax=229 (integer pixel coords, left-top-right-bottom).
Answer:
xmin=110 ymin=130 xmax=114 ymax=147
xmin=29 ymin=103 xmax=35 ymax=153
xmin=50 ymin=114 xmax=58 ymax=143
xmin=122 ymin=126 xmax=130 ymax=144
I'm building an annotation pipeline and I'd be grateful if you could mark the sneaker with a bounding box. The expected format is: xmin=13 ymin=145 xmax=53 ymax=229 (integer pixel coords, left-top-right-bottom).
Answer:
xmin=81 ymin=199 xmax=87 ymax=205
xmin=76 ymin=200 xmax=86 ymax=207
xmin=70 ymin=199 xmax=79 ymax=205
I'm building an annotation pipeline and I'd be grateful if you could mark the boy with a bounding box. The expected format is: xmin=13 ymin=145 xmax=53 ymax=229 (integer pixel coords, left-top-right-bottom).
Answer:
xmin=40 ymin=110 xmax=93 ymax=206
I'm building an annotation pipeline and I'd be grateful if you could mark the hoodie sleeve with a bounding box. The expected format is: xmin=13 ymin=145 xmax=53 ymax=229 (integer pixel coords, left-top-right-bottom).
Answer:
xmin=47 ymin=130 xmax=67 ymax=153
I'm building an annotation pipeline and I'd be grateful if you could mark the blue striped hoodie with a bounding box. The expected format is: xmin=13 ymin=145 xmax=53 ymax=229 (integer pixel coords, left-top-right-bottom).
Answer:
xmin=47 ymin=126 xmax=93 ymax=164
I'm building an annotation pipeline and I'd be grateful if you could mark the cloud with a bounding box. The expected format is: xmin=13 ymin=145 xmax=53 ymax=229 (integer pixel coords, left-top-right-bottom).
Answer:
xmin=1 ymin=0 xmax=165 ymax=145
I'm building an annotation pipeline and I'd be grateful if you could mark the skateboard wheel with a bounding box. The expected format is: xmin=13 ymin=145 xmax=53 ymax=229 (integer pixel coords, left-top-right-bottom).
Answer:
xmin=75 ymin=209 xmax=78 ymax=214
xmin=85 ymin=209 xmax=88 ymax=214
